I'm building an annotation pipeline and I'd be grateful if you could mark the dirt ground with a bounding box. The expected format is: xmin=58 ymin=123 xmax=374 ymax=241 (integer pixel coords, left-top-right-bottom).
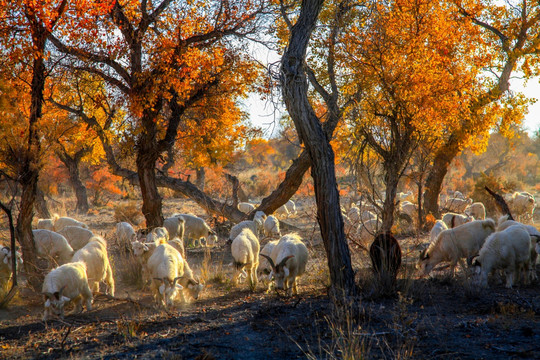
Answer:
xmin=1 ymin=197 xmax=540 ymax=359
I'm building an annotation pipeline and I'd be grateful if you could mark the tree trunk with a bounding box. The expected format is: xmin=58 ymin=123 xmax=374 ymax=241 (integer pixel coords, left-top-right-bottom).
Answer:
xmin=35 ymin=188 xmax=51 ymax=219
xmin=423 ymin=135 xmax=459 ymax=219
xmin=58 ymin=150 xmax=90 ymax=214
xmin=281 ymin=0 xmax=356 ymax=299
xmin=195 ymin=167 xmax=206 ymax=191
xmin=136 ymin=120 xmax=164 ymax=228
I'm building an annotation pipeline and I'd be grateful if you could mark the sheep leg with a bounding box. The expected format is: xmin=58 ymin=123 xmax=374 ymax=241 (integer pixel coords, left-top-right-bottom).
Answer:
xmin=106 ymin=264 xmax=115 ymax=296
xmin=252 ymin=263 xmax=258 ymax=285
xmin=81 ymin=283 xmax=93 ymax=311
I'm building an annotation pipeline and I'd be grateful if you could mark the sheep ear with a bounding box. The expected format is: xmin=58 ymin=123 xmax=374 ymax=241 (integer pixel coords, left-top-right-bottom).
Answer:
xmin=471 ymin=257 xmax=480 ymax=267
xmin=60 ymin=296 xmax=70 ymax=303
xmin=159 ymin=284 xmax=165 ymax=295
xmin=44 ymin=299 xmax=51 ymax=307
xmin=175 ymin=283 xmax=184 ymax=290
xmin=2 ymin=257 xmax=7 ymax=264
xmin=283 ymin=267 xmax=290 ymax=277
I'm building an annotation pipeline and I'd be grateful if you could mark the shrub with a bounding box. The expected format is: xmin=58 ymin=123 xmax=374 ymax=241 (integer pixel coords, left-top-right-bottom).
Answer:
xmin=114 ymin=202 xmax=142 ymax=225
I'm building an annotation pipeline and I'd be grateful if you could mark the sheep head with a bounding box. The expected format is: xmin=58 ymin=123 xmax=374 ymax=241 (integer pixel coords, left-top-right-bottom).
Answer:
xmin=155 ymin=277 xmax=183 ymax=308
xmin=43 ymin=285 xmax=70 ymax=320
xmin=186 ymin=278 xmax=204 ymax=300
xmin=260 ymin=254 xmax=294 ymax=290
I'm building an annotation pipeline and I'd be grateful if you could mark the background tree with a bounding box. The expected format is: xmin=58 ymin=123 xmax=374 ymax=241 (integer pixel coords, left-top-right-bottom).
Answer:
xmin=422 ymin=0 xmax=540 ymax=218
xmin=50 ymin=0 xmax=265 ymax=227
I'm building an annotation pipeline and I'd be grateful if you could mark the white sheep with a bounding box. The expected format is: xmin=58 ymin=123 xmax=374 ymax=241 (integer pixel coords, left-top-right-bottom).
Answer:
xmin=263 ymin=215 xmax=281 ymax=238
xmin=465 ymin=202 xmax=486 ymax=220
xmin=356 ymin=218 xmax=382 ymax=241
xmin=231 ymin=228 xmax=260 ymax=286
xmin=42 ymin=261 xmax=93 ymax=321
xmin=418 ymin=219 xmax=496 ymax=277
xmin=168 ymin=237 xmax=186 ymax=260
xmin=229 ymin=220 xmax=259 ymax=241
xmin=115 ymin=222 xmax=136 ymax=251
xmin=261 ymin=233 xmax=308 ymax=296
xmin=176 ymin=255 xmax=204 ymax=302
xmin=430 ymin=220 xmax=448 ymax=243
xmin=444 ymin=197 xmax=473 ymax=213
xmin=238 ymin=202 xmax=256 ymax=214
xmin=37 ymin=218 xmax=54 ymax=231
xmin=274 ymin=204 xmax=289 ymax=218
xmin=472 ymin=225 xmax=532 ymax=288
xmin=58 ymin=226 xmax=95 ymax=252
xmin=397 ymin=190 xmax=414 ymax=203
xmin=0 ymin=246 xmax=23 ymax=288
xmin=33 ymin=229 xmax=74 ymax=266
xmin=253 ymin=211 xmax=267 ymax=234
xmin=146 ymin=243 xmax=185 ymax=308
xmin=497 ymin=215 xmax=540 ymax=281
xmin=399 ymin=201 xmax=417 ymax=220
xmin=146 ymin=226 xmax=169 ymax=243
xmin=71 ymin=236 xmax=115 ymax=296
xmin=441 ymin=212 xmax=473 ymax=228
xmin=131 ymin=239 xmax=159 ymax=285
xmin=285 ymin=199 xmax=297 ymax=216
xmin=176 ymin=214 xmax=217 ymax=247
xmin=506 ymin=191 xmax=536 ymax=223
xmin=259 ymin=240 xmax=279 ymax=291
xmin=163 ymin=216 xmax=185 ymax=241
xmin=53 ymin=215 xmax=89 ymax=232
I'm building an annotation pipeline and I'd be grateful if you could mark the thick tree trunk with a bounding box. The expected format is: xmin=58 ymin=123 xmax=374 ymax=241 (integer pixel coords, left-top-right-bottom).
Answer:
xmin=423 ymin=135 xmax=460 ymax=219
xmin=136 ymin=118 xmax=164 ymax=228
xmin=281 ymin=0 xmax=356 ymax=299
xmin=381 ymin=171 xmax=399 ymax=233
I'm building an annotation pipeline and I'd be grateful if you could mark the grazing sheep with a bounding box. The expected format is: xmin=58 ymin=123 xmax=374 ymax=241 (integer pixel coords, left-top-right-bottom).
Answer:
xmin=465 ymin=202 xmax=486 ymax=220
xmin=263 ymin=215 xmax=281 ymax=238
xmin=168 ymin=237 xmax=186 ymax=259
xmin=146 ymin=227 xmax=169 ymax=243
xmin=0 ymin=246 xmax=23 ymax=288
xmin=285 ymin=200 xmax=297 ymax=216
xmin=444 ymin=197 xmax=473 ymax=213
xmin=506 ymin=191 xmax=536 ymax=222
xmin=238 ymin=202 xmax=256 ymax=214
xmin=399 ymin=201 xmax=417 ymax=220
xmin=163 ymin=216 xmax=185 ymax=241
xmin=441 ymin=212 xmax=473 ymax=229
xmin=253 ymin=211 xmax=267 ymax=234
xmin=115 ymin=222 xmax=136 ymax=252
xmin=37 ymin=218 xmax=54 ymax=231
xmin=497 ymin=215 xmax=540 ymax=281
xmin=58 ymin=226 xmax=95 ymax=252
xmin=347 ymin=207 xmax=375 ymax=224
xmin=53 ymin=216 xmax=89 ymax=232
xmin=418 ymin=219 xmax=496 ymax=277
xmin=356 ymin=218 xmax=382 ymax=241
xmin=259 ymin=240 xmax=279 ymax=282
xmin=472 ymin=225 xmax=532 ymax=288
xmin=261 ymin=233 xmax=308 ymax=296
xmin=274 ymin=204 xmax=289 ymax=218
xmin=176 ymin=255 xmax=204 ymax=302
xmin=231 ymin=228 xmax=260 ymax=286
xmin=430 ymin=220 xmax=448 ymax=243
xmin=146 ymin=243 xmax=185 ymax=308
xmin=229 ymin=220 xmax=259 ymax=242
xmin=71 ymin=236 xmax=115 ymax=296
xmin=176 ymin=214 xmax=217 ymax=247
xmin=131 ymin=239 xmax=159 ymax=284
xmin=369 ymin=233 xmax=402 ymax=284
xmin=33 ymin=229 xmax=74 ymax=266
xmin=42 ymin=261 xmax=93 ymax=321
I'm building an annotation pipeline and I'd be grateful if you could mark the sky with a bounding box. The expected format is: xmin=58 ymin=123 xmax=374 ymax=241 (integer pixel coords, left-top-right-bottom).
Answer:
xmin=246 ymin=76 xmax=540 ymax=138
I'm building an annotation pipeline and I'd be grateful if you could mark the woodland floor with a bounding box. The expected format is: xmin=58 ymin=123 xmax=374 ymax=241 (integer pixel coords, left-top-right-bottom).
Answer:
xmin=1 ymin=197 xmax=540 ymax=359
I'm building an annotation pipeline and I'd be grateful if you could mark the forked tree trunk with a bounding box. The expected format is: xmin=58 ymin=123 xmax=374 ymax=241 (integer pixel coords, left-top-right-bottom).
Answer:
xmin=58 ymin=148 xmax=90 ymax=214
xmin=281 ymin=0 xmax=356 ymax=299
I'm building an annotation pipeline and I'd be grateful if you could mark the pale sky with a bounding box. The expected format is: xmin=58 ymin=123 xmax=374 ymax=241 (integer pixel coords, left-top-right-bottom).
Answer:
xmin=247 ymin=76 xmax=540 ymax=138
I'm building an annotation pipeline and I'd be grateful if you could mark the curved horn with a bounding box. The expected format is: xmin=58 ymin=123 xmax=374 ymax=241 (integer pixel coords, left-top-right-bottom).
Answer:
xmin=260 ymin=254 xmax=276 ymax=270
xmin=277 ymin=255 xmax=294 ymax=268
xmin=187 ymin=278 xmax=199 ymax=286
xmin=172 ymin=276 xmax=182 ymax=286
xmin=58 ymin=285 xmax=67 ymax=298
xmin=153 ymin=278 xmax=164 ymax=283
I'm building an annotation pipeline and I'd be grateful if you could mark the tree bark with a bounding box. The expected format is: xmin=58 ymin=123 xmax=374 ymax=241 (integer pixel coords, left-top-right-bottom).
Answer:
xmin=281 ymin=0 xmax=356 ymax=299
xmin=35 ymin=188 xmax=51 ymax=219
xmin=57 ymin=147 xmax=91 ymax=214
xmin=195 ymin=167 xmax=206 ymax=192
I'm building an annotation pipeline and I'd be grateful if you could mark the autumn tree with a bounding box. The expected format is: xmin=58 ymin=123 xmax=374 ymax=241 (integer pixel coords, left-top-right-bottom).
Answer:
xmin=280 ymin=0 xmax=357 ymax=299
xmin=50 ymin=0 xmax=265 ymax=227
xmin=0 ymin=0 xmax=73 ymax=289
xmin=423 ymin=0 xmax=540 ymax=218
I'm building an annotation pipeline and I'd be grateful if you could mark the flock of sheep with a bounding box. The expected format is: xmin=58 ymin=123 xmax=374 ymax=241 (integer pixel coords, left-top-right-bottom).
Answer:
xmin=0 ymin=199 xmax=308 ymax=321
xmin=0 ymin=191 xmax=538 ymax=322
